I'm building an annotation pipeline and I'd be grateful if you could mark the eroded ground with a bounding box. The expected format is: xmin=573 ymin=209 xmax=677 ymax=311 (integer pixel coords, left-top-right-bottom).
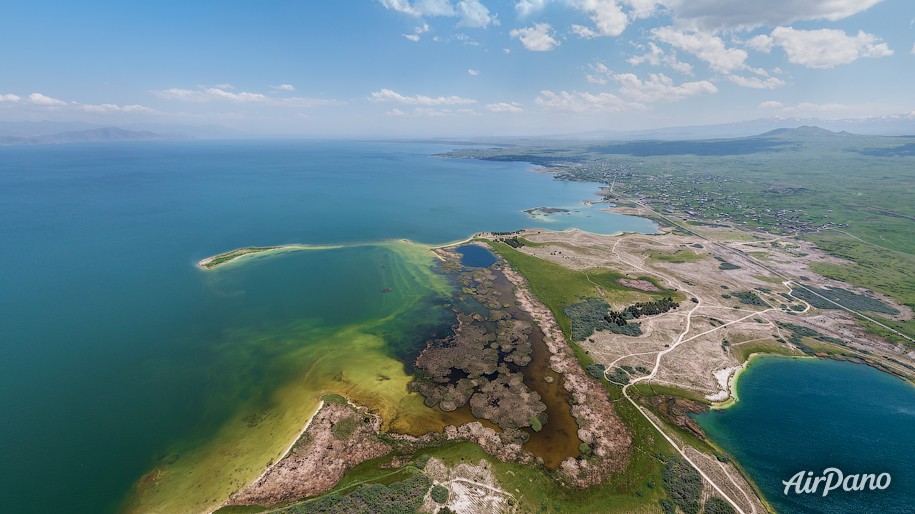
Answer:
xmin=508 ymin=225 xmax=913 ymax=400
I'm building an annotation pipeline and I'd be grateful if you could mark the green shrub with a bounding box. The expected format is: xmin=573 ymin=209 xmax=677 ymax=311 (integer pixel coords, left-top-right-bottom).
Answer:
xmin=586 ymin=363 xmax=607 ymax=380
xmin=430 ymin=484 xmax=449 ymax=504
xmin=703 ymin=497 xmax=736 ymax=514
xmin=331 ymin=416 xmax=359 ymax=440
xmin=662 ymin=455 xmax=702 ymax=514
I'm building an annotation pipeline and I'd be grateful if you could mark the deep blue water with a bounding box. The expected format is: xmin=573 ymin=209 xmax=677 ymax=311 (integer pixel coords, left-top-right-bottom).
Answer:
xmin=456 ymin=244 xmax=498 ymax=267
xmin=0 ymin=140 xmax=655 ymax=513
xmin=696 ymin=357 xmax=915 ymax=514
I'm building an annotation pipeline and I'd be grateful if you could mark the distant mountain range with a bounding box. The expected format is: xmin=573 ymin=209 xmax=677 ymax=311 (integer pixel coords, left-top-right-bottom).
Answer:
xmin=0 ymin=126 xmax=184 ymax=146
xmin=547 ymin=113 xmax=915 ymax=141
xmin=1 ymin=113 xmax=914 ymax=143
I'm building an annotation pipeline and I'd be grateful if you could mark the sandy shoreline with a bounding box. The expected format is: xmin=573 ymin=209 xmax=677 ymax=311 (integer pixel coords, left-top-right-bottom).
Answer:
xmin=197 ymin=243 xmax=348 ymax=270
xmin=210 ymin=400 xmax=326 ymax=513
xmin=710 ymin=353 xmax=816 ymax=410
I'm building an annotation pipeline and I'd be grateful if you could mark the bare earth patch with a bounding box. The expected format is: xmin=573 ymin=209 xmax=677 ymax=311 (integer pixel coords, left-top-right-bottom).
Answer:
xmin=420 ymin=458 xmax=517 ymax=514
xmin=228 ymin=402 xmax=391 ymax=506
xmin=618 ymin=278 xmax=661 ymax=292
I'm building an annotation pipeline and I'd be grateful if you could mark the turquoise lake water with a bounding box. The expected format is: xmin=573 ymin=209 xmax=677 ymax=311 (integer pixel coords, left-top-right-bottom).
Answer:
xmin=696 ymin=357 xmax=915 ymax=514
xmin=3 ymin=141 xmax=912 ymax=513
xmin=0 ymin=140 xmax=655 ymax=513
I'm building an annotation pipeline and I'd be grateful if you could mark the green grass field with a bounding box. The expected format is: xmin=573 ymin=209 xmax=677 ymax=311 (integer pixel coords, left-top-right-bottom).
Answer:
xmin=488 ymin=241 xmax=680 ymax=339
xmin=648 ymin=249 xmax=706 ymax=263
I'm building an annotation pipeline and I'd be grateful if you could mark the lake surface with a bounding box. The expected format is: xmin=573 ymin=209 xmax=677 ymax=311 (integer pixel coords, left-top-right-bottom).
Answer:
xmin=0 ymin=140 xmax=656 ymax=513
xmin=696 ymin=357 xmax=915 ymax=514
xmin=455 ymin=244 xmax=498 ymax=267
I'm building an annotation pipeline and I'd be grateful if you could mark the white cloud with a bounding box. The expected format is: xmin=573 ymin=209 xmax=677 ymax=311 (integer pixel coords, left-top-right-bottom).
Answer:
xmin=380 ymin=0 xmax=496 ymax=28
xmin=516 ymin=0 xmax=548 ymax=16
xmin=1 ymin=92 xmax=155 ymax=113
xmin=386 ymin=108 xmax=408 ymax=116
xmin=271 ymin=84 xmax=296 ymax=92
xmin=758 ymin=100 xmax=784 ymax=110
xmin=623 ymin=0 xmax=662 ymax=19
xmin=912 ymin=43 xmax=915 ymax=55
xmin=205 ymin=87 xmax=270 ymax=102
xmin=467 ymin=68 xmax=480 ymax=75
xmin=457 ymin=0 xmax=498 ymax=27
xmin=627 ymin=42 xmax=693 ymax=75
xmin=535 ymin=89 xmax=645 ymax=112
xmin=726 ymin=74 xmax=785 ymax=89
xmin=407 ymin=107 xmax=480 ymax=116
xmin=28 ymin=92 xmax=67 ymax=106
xmin=613 ymin=72 xmax=717 ymax=102
xmin=571 ymin=24 xmax=599 ymax=39
xmin=486 ymin=102 xmax=524 ymax=112
xmin=510 ymin=23 xmax=560 ymax=51
xmin=368 ymin=88 xmax=476 ymax=105
xmin=770 ymin=27 xmax=893 ymax=68
xmin=652 ymin=27 xmax=748 ymax=73
xmin=746 ymin=34 xmax=774 ymax=53
xmin=156 ymin=86 xmax=334 ymax=106
xmin=586 ymin=63 xmax=612 ymax=84
xmin=756 ymin=100 xmax=881 ymax=118
xmin=571 ymin=0 xmax=628 ymax=37
xmin=452 ymin=33 xmax=480 ymax=46
xmin=155 ymin=88 xmax=197 ymax=100
xmin=75 ymin=103 xmax=154 ymax=113
xmin=582 ymin=66 xmax=716 ymax=103
xmin=664 ymin=0 xmax=882 ymax=30
xmin=403 ymin=22 xmax=431 ymax=41
xmin=379 ymin=0 xmax=455 ymax=17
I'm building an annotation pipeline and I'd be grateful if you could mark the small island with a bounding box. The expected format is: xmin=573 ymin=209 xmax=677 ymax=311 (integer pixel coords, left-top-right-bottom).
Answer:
xmin=523 ymin=206 xmax=570 ymax=216
xmin=198 ymin=246 xmax=285 ymax=270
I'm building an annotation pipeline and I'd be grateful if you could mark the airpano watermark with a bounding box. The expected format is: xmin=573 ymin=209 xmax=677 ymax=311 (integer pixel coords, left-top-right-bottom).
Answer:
xmin=783 ymin=468 xmax=891 ymax=496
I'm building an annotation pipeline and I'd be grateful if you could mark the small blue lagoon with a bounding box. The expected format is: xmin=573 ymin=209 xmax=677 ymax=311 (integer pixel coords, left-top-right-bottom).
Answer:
xmin=456 ymin=244 xmax=497 ymax=267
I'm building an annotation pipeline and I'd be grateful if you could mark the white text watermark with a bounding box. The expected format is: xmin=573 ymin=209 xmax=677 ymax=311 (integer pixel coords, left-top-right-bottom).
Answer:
xmin=783 ymin=468 xmax=890 ymax=496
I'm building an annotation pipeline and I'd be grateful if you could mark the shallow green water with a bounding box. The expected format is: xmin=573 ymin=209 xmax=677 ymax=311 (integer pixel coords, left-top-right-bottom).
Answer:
xmin=0 ymin=140 xmax=655 ymax=512
xmin=696 ymin=357 xmax=915 ymax=513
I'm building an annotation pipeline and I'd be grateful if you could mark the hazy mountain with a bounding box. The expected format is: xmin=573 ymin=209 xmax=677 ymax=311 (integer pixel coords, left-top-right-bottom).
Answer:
xmin=0 ymin=127 xmax=183 ymax=146
xmin=0 ymin=120 xmax=238 ymax=140
xmin=549 ymin=113 xmax=915 ymax=141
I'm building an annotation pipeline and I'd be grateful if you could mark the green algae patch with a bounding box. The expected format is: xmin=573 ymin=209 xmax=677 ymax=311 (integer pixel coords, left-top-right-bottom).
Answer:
xmin=122 ymin=242 xmax=464 ymax=514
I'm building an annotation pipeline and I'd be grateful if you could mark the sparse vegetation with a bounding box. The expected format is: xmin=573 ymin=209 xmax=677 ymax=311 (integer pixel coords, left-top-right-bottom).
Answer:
xmin=732 ymin=291 xmax=766 ymax=306
xmin=662 ymin=455 xmax=703 ymax=514
xmin=586 ymin=363 xmax=607 ymax=380
xmin=331 ymin=416 xmax=359 ymax=440
xmin=321 ymin=393 xmax=349 ymax=405
xmin=200 ymin=246 xmax=280 ymax=269
xmin=790 ymin=285 xmax=899 ymax=315
xmin=649 ymin=249 xmax=705 ymax=263
xmin=564 ymin=296 xmax=677 ymax=341
xmin=714 ymin=256 xmax=741 ymax=270
xmin=287 ymin=473 xmax=432 ymax=513
xmin=703 ymin=497 xmax=736 ymax=514
xmin=607 ymin=367 xmax=630 ymax=385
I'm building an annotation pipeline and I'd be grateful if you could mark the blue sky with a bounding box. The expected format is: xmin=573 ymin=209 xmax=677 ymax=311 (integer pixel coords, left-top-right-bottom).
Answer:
xmin=1 ymin=0 xmax=913 ymax=136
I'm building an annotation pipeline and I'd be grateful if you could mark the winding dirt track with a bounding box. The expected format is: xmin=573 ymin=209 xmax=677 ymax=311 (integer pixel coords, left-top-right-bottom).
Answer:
xmin=597 ymin=236 xmax=754 ymax=514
